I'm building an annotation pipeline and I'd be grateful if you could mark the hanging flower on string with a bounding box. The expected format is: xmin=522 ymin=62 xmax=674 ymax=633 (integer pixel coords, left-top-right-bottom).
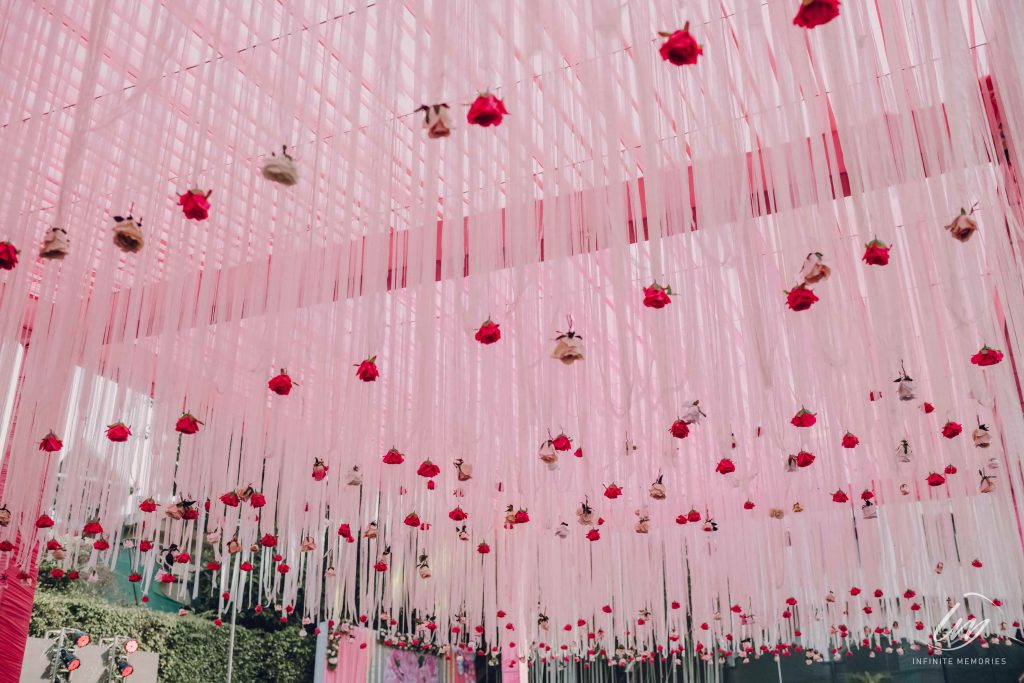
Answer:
xmin=39 ymin=227 xmax=69 ymax=260
xmin=894 ymin=362 xmax=916 ymax=401
xmin=926 ymin=472 xmax=946 ymax=487
xmin=797 ymin=252 xmax=831 ymax=285
xmin=453 ymin=458 xmax=472 ymax=481
xmin=841 ymin=431 xmax=859 ymax=449
xmin=175 ymin=412 xmax=203 ymax=434
xmin=475 ymin=318 xmax=501 ymax=344
xmin=449 ymin=506 xmax=468 ymax=522
xmin=261 ymin=145 xmax=298 ymax=186
xmin=972 ymin=420 xmax=991 ymax=448
xmin=467 ymin=93 xmax=508 ymax=127
xmin=586 ymin=528 xmax=601 ymax=542
xmin=112 ymin=213 xmax=145 ymax=253
xmin=312 ymin=458 xmax=329 ymax=481
xmin=832 ymin=489 xmax=849 ymax=503
xmin=249 ymin=491 xmax=266 ymax=508
xmin=404 ymin=512 xmax=421 ymax=527
xmin=785 ymin=284 xmax=819 ymax=311
xmin=552 ymin=322 xmax=585 ymax=365
xmin=477 ymin=541 xmax=491 ymax=554
xmin=38 ymin=431 xmax=63 ymax=453
xmin=941 ymin=421 xmax=962 ymax=439
xmin=106 ymin=422 xmax=132 ymax=442
xmin=83 ymin=519 xmax=103 ymax=536
xmin=795 ymin=450 xmax=816 ymax=468
xmin=971 ymin=345 xmax=1003 ymax=367
xmin=417 ymin=103 xmax=453 ymax=138
xmin=577 ymin=499 xmax=594 ymax=525
xmin=139 ymin=497 xmax=157 ymax=513
xmin=658 ymin=22 xmax=703 ymax=66
xmin=374 ymin=547 xmax=390 ymax=571
xmin=793 ymin=0 xmax=841 ymax=29
xmin=416 ymin=459 xmax=440 ymax=478
xmin=862 ymin=238 xmax=891 ymax=266
xmin=791 ymin=407 xmax=816 ymax=427
xmin=642 ymin=282 xmax=672 ymax=309
xmin=268 ymin=369 xmax=295 ymax=395
xmin=649 ymin=475 xmax=666 ymax=500
xmin=945 ymin=206 xmax=978 ymax=242
xmin=603 ymin=483 xmax=623 ymax=499
xmin=355 ymin=356 xmax=379 ymax=382
xmin=0 ymin=241 xmax=19 ymax=270
xmin=715 ymin=458 xmax=736 ymax=475
xmin=383 ymin=447 xmax=404 ymax=465
xmin=178 ymin=189 xmax=212 ymax=221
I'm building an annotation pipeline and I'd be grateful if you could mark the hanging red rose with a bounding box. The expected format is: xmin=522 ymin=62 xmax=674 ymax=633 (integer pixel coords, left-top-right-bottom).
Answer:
xmin=586 ymin=529 xmax=600 ymax=542
xmin=220 ymin=491 xmax=240 ymax=507
xmin=658 ymin=23 xmax=703 ymax=66
xmin=106 ymin=422 xmax=132 ymax=442
xmin=50 ymin=568 xmax=66 ymax=579
xmin=514 ymin=509 xmax=530 ymax=524
xmin=35 ymin=514 xmax=54 ymax=528
xmin=477 ymin=542 xmax=491 ymax=554
xmin=743 ymin=500 xmax=755 ymax=510
xmin=850 ymin=586 xmax=861 ymax=596
xmin=669 ymin=419 xmax=690 ymax=439
xmin=373 ymin=560 xmax=388 ymax=572
xmin=793 ymin=0 xmax=841 ymax=28
xmin=971 ymin=346 xmax=1004 ymax=367
xmin=791 ymin=407 xmax=817 ymax=427
xmin=175 ymin=412 xmax=203 ymax=434
xmin=268 ymin=369 xmax=294 ymax=395
xmin=277 ymin=563 xmax=290 ymax=574
xmin=0 ymin=541 xmax=13 ymax=552
xmin=971 ymin=559 xmax=983 ymax=568
xmin=261 ymin=533 xmax=278 ymax=547
xmin=0 ymin=241 xmax=19 ymax=270
xmin=338 ymin=523 xmax=353 ymax=540
xmin=922 ymin=402 xmax=935 ymax=414
xmin=904 ymin=589 xmax=916 ymax=599
xmin=83 ymin=520 xmax=103 ymax=536
xmin=240 ymin=561 xmax=254 ymax=572
xmin=832 ymin=490 xmax=849 ymax=503
xmin=467 ymin=93 xmax=509 ymax=127
xmin=405 ymin=512 xmax=421 ymax=527
xmin=38 ymin=431 xmax=63 ymax=453
xmin=926 ymin=472 xmax=946 ymax=487
xmin=128 ymin=572 xmax=142 ymax=583
xmin=250 ymin=492 xmax=266 ymax=508
xmin=861 ymin=490 xmax=874 ymax=501
xmin=675 ymin=514 xmax=688 ymax=525
xmin=941 ymin=421 xmax=962 ymax=439
xmin=841 ymin=432 xmax=859 ymax=448
xmin=552 ymin=433 xmax=572 ymax=451
xmin=862 ymin=238 xmax=891 ymax=266
xmin=139 ymin=497 xmax=157 ymax=512
xmin=178 ymin=189 xmax=212 ymax=220
xmin=944 ymin=463 xmax=958 ymax=475
xmin=355 ymin=356 xmax=379 ymax=382
xmin=139 ymin=540 xmax=153 ymax=552
xmin=312 ymin=459 xmax=329 ymax=481
xmin=642 ymin=282 xmax=672 ymax=309
xmin=574 ymin=447 xmax=584 ymax=458
xmin=603 ymin=483 xmax=623 ymax=499
xmin=715 ymin=458 xmax=735 ymax=475
xmin=175 ymin=552 xmax=190 ymax=564
xmin=795 ymin=450 xmax=815 ymax=468
xmin=475 ymin=319 xmax=501 ymax=344
xmin=687 ymin=508 xmax=702 ymax=522
xmin=449 ymin=506 xmax=468 ymax=522
xmin=46 ymin=540 xmax=62 ymax=551
xmin=417 ymin=460 xmax=440 ymax=478
xmin=785 ymin=284 xmax=819 ymax=311
xmin=383 ymin=447 xmax=405 ymax=465
xmin=207 ymin=561 xmax=221 ymax=571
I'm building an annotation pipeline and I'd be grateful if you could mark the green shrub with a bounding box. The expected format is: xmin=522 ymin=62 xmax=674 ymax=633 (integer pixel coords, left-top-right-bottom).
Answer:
xmin=30 ymin=592 xmax=315 ymax=682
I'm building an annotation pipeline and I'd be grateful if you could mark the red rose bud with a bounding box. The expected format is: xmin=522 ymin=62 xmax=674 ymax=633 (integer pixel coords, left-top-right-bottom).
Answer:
xmin=337 ymin=523 xmax=352 ymax=539
xmin=922 ymin=402 xmax=935 ymax=413
xmin=139 ymin=497 xmax=157 ymax=512
xmin=277 ymin=563 xmax=290 ymax=574
xmin=941 ymin=421 xmax=962 ymax=439
xmin=944 ymin=463 xmax=957 ymax=475
xmin=743 ymin=500 xmax=755 ymax=510
xmin=268 ymin=370 xmax=294 ymax=395
xmin=832 ymin=490 xmax=849 ymax=503
xmin=552 ymin=433 xmax=572 ymax=451
xmin=873 ymin=589 xmax=883 ymax=598
xmin=603 ymin=483 xmax=623 ymax=499
xmin=261 ymin=533 xmax=277 ymax=547
xmin=841 ymin=432 xmax=859 ymax=448
xmin=383 ymin=447 xmax=405 ymax=464
xmin=514 ymin=509 xmax=530 ymax=524
xmin=574 ymin=447 xmax=584 ymax=458
xmin=687 ymin=508 xmax=702 ymax=522
xmin=675 ymin=514 xmax=688 ymax=525
xmin=467 ymin=93 xmax=509 ymax=127
xmin=106 ymin=422 xmax=132 ymax=442
xmin=793 ymin=0 xmax=841 ymax=28
xmin=183 ymin=507 xmax=200 ymax=519
xmin=404 ymin=512 xmax=421 ymax=527
xmin=128 ymin=572 xmax=142 ymax=583
xmin=83 ymin=520 xmax=103 ymax=536
xmin=46 ymin=540 xmax=62 ymax=551
xmin=449 ymin=506 xmax=468 ymax=522
xmin=642 ymin=283 xmax=672 ymax=309
xmin=786 ymin=597 xmax=798 ymax=606
xmin=904 ymin=589 xmax=916 ymax=599
xmin=0 ymin=541 xmax=14 ymax=552
xmin=861 ymin=489 xmax=874 ymax=501
xmin=39 ymin=432 xmax=63 ymax=453
xmin=240 ymin=561 xmax=253 ymax=572
xmin=862 ymin=238 xmax=890 ymax=266
xmin=250 ymin=492 xmax=266 ymax=508
xmin=926 ymin=472 xmax=946 ymax=487
xmin=50 ymin=568 xmax=66 ymax=579
xmin=785 ymin=284 xmax=819 ymax=311
xmin=0 ymin=241 xmax=19 ymax=270
xmin=220 ymin=491 xmax=240 ymax=507
xmin=791 ymin=408 xmax=816 ymax=427
xmin=586 ymin=528 xmax=600 ymax=542
xmin=311 ymin=459 xmax=329 ymax=481
xmin=971 ymin=346 xmax=1004 ymax=367
xmin=850 ymin=586 xmax=861 ymax=595
xmin=795 ymin=450 xmax=816 ymax=468
xmin=214 ymin=618 xmax=223 ymax=627
xmin=355 ymin=356 xmax=380 ymax=382
xmin=159 ymin=573 xmax=175 ymax=583
xmin=175 ymin=552 xmax=190 ymax=564
xmin=178 ymin=189 xmax=212 ymax=220
xmin=715 ymin=458 xmax=735 ymax=475
xmin=475 ymin=319 xmax=501 ymax=344
xmin=658 ymin=23 xmax=703 ymax=66
xmin=782 ymin=610 xmax=792 ymax=619
xmin=139 ymin=540 xmax=153 ymax=552
xmin=207 ymin=561 xmax=221 ymax=571
xmin=35 ymin=514 xmax=54 ymax=528
xmin=477 ymin=542 xmax=491 ymax=554
xmin=669 ymin=419 xmax=690 ymax=439
xmin=175 ymin=412 xmax=203 ymax=434
xmin=417 ymin=460 xmax=440 ymax=477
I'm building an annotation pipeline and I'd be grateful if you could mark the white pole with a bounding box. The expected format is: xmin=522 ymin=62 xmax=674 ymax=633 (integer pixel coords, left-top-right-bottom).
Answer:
xmin=226 ymin=609 xmax=237 ymax=683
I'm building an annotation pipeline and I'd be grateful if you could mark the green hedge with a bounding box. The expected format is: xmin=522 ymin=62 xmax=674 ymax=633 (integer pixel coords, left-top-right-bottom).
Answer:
xmin=30 ymin=592 xmax=315 ymax=682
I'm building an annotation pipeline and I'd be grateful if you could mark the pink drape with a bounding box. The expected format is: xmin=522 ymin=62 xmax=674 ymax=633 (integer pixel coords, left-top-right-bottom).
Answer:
xmin=324 ymin=627 xmax=373 ymax=683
